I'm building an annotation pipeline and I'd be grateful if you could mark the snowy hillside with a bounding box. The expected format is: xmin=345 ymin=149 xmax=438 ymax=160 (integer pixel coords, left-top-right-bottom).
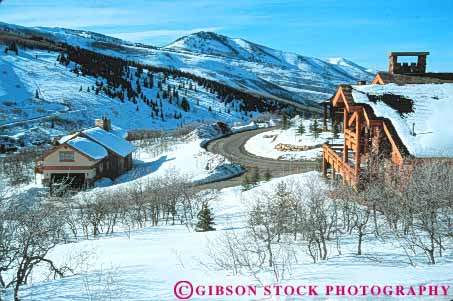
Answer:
xmin=164 ymin=32 xmax=374 ymax=104
xmin=0 ymin=22 xmax=373 ymax=106
xmin=0 ymin=45 xmax=258 ymax=147
xmin=12 ymin=172 xmax=453 ymax=300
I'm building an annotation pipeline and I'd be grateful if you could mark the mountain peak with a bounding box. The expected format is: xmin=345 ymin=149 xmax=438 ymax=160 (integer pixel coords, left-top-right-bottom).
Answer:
xmin=163 ymin=30 xmax=250 ymax=58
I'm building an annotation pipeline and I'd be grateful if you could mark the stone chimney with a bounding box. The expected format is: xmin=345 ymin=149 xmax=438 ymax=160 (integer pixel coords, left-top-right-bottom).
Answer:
xmin=388 ymin=52 xmax=429 ymax=74
xmin=95 ymin=117 xmax=112 ymax=131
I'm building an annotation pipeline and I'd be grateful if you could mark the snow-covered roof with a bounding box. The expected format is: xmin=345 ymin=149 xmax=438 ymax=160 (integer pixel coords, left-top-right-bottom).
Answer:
xmin=351 ymin=83 xmax=453 ymax=158
xmin=82 ymin=127 xmax=135 ymax=157
xmin=58 ymin=132 xmax=79 ymax=144
xmin=67 ymin=137 xmax=108 ymax=160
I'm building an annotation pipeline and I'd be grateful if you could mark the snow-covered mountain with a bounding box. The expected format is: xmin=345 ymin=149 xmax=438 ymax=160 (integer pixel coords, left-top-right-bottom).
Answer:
xmin=0 ymin=45 xmax=259 ymax=148
xmin=163 ymin=31 xmax=373 ymax=102
xmin=0 ymin=23 xmax=374 ymax=107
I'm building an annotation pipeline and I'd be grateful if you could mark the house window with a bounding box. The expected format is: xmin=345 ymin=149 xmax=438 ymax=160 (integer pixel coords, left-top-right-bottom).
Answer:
xmin=59 ymin=151 xmax=75 ymax=162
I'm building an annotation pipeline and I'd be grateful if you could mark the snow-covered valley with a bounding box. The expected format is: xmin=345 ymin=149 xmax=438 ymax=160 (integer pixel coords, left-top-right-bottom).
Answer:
xmin=0 ymin=18 xmax=452 ymax=301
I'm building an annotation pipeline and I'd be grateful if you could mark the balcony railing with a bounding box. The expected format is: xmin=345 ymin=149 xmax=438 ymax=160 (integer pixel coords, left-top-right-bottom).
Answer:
xmin=344 ymin=129 xmax=357 ymax=150
xmin=322 ymin=144 xmax=358 ymax=186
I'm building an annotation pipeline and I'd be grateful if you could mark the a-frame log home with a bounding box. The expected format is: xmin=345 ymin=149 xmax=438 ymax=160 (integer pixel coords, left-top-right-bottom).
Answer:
xmin=322 ymin=52 xmax=453 ymax=187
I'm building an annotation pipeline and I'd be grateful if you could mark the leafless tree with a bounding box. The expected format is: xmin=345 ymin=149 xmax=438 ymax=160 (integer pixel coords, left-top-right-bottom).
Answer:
xmin=0 ymin=198 xmax=72 ymax=301
xmin=248 ymin=192 xmax=280 ymax=268
xmin=350 ymin=201 xmax=370 ymax=256
xmin=298 ymin=178 xmax=335 ymax=262
xmin=397 ymin=161 xmax=453 ymax=264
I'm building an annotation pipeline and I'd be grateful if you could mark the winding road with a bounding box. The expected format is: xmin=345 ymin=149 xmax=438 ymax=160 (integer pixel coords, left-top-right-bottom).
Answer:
xmin=199 ymin=127 xmax=321 ymax=190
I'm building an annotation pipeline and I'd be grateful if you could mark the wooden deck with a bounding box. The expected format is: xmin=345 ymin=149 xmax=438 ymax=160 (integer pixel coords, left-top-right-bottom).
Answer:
xmin=322 ymin=144 xmax=358 ymax=186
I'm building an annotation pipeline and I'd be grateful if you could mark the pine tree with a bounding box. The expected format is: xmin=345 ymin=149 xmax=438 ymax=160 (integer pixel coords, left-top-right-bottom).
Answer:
xmin=136 ymin=80 xmax=141 ymax=94
xmin=181 ymin=97 xmax=190 ymax=112
xmin=281 ymin=114 xmax=290 ymax=130
xmin=297 ymin=122 xmax=305 ymax=136
xmin=242 ymin=175 xmax=252 ymax=191
xmin=149 ymin=73 xmax=154 ymax=88
xmin=195 ymin=202 xmax=216 ymax=232
xmin=312 ymin=119 xmax=320 ymax=139
xmin=79 ymin=85 xmax=83 ymax=92
xmin=250 ymin=168 xmax=260 ymax=184
xmin=35 ymin=89 xmax=39 ymax=99
xmin=8 ymin=41 xmax=18 ymax=55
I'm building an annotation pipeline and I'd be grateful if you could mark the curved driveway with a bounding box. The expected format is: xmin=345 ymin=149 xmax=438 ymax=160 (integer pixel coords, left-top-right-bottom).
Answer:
xmin=200 ymin=128 xmax=320 ymax=190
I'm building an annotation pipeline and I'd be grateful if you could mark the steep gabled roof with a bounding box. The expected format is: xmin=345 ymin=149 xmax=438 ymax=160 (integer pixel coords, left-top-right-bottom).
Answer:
xmin=333 ymin=84 xmax=410 ymax=160
xmin=82 ymin=127 xmax=135 ymax=157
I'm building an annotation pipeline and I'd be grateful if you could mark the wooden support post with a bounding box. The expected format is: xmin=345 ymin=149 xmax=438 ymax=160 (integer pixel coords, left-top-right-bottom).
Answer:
xmin=343 ymin=109 xmax=348 ymax=163
xmin=363 ymin=127 xmax=369 ymax=154
xmin=355 ymin=112 xmax=361 ymax=175
xmin=322 ymin=155 xmax=327 ymax=177
xmin=331 ymin=166 xmax=336 ymax=181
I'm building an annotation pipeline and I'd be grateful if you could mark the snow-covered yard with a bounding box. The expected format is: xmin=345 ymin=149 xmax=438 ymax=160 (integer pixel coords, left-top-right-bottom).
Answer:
xmin=245 ymin=117 xmax=343 ymax=160
xmin=0 ymin=124 xmax=243 ymax=201
xmin=103 ymin=138 xmax=243 ymax=191
xmin=13 ymin=172 xmax=453 ymax=300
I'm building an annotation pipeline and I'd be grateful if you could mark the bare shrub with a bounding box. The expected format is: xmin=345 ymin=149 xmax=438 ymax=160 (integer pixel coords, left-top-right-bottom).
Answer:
xmin=0 ymin=198 xmax=73 ymax=300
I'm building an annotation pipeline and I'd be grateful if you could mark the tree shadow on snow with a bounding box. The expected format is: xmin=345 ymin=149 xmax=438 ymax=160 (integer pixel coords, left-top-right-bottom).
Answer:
xmin=113 ymin=155 xmax=175 ymax=185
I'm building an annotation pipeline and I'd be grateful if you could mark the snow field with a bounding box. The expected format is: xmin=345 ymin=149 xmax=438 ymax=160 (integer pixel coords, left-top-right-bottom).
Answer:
xmin=15 ymin=171 xmax=453 ymax=300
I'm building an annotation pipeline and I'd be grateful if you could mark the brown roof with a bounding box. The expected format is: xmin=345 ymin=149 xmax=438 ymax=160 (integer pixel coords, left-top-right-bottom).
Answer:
xmin=375 ymin=72 xmax=453 ymax=85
